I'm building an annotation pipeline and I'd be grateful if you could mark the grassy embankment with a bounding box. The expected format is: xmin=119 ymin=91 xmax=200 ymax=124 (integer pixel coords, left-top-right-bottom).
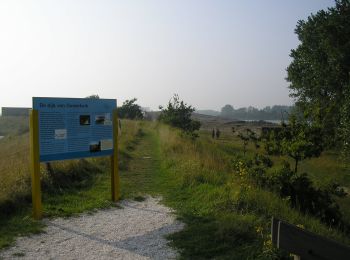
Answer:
xmin=152 ymin=124 xmax=350 ymax=259
xmin=0 ymin=117 xmax=146 ymax=249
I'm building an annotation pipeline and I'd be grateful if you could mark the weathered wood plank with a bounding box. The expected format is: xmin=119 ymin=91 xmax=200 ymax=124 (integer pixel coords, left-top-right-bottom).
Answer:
xmin=271 ymin=217 xmax=280 ymax=246
xmin=277 ymin=220 xmax=350 ymax=260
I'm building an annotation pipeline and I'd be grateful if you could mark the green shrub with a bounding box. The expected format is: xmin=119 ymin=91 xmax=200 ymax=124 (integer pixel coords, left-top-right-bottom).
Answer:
xmin=263 ymin=115 xmax=323 ymax=173
xmin=118 ymin=98 xmax=143 ymax=119
xmin=269 ymin=163 xmax=344 ymax=227
xmin=159 ymin=94 xmax=200 ymax=139
xmin=243 ymin=158 xmax=345 ymax=228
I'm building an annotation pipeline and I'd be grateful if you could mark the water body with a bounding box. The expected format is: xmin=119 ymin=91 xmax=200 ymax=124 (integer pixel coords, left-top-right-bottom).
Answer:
xmin=243 ymin=120 xmax=287 ymax=124
xmin=264 ymin=120 xmax=287 ymax=124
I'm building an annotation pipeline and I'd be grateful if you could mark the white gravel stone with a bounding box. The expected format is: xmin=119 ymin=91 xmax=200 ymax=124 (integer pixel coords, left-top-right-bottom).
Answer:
xmin=0 ymin=197 xmax=184 ymax=260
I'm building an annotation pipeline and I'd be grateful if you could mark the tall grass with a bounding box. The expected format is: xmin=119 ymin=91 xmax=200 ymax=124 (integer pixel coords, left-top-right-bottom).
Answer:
xmin=0 ymin=134 xmax=30 ymax=206
xmin=0 ymin=116 xmax=32 ymax=206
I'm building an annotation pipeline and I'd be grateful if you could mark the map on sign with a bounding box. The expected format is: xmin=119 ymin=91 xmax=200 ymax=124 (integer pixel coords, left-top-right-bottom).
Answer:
xmin=33 ymin=97 xmax=117 ymax=162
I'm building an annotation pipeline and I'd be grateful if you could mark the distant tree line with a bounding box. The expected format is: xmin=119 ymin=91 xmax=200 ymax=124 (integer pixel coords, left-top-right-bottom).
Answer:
xmin=219 ymin=104 xmax=294 ymax=120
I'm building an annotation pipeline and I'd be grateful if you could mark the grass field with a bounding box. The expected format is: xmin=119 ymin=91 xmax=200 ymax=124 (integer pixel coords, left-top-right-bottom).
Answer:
xmin=1 ymin=118 xmax=349 ymax=259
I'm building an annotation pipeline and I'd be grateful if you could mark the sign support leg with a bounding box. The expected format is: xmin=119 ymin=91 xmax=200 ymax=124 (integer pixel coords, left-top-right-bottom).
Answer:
xmin=30 ymin=109 xmax=42 ymax=219
xmin=111 ymin=109 xmax=120 ymax=201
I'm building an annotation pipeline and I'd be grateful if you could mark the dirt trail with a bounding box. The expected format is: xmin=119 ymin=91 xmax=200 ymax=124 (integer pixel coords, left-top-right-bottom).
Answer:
xmin=0 ymin=197 xmax=183 ymax=260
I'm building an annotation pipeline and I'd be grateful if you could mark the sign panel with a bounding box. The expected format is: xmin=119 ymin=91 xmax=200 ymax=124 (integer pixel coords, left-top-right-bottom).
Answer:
xmin=33 ymin=97 xmax=116 ymax=162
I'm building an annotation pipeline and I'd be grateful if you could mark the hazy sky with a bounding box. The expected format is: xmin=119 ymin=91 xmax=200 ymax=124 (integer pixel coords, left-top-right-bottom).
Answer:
xmin=0 ymin=0 xmax=334 ymax=111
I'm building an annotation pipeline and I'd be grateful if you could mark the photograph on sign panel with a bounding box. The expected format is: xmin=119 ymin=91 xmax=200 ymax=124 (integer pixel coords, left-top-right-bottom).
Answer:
xmin=89 ymin=141 xmax=101 ymax=152
xmin=104 ymin=113 xmax=112 ymax=125
xmin=95 ymin=115 xmax=105 ymax=125
xmin=79 ymin=115 xmax=91 ymax=125
xmin=54 ymin=129 xmax=67 ymax=140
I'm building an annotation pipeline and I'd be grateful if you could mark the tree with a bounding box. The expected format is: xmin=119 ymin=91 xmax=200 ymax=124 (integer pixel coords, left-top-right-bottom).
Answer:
xmin=237 ymin=128 xmax=260 ymax=155
xmin=85 ymin=94 xmax=100 ymax=99
xmin=118 ymin=98 xmax=143 ymax=119
xmin=287 ymin=0 xmax=350 ymax=148
xmin=220 ymin=104 xmax=234 ymax=118
xmin=265 ymin=115 xmax=323 ymax=173
xmin=247 ymin=129 xmax=260 ymax=150
xmin=159 ymin=94 xmax=200 ymax=138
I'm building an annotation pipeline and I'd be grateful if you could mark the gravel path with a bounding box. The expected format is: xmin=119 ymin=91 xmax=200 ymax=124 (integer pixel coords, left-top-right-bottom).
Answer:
xmin=0 ymin=197 xmax=184 ymax=260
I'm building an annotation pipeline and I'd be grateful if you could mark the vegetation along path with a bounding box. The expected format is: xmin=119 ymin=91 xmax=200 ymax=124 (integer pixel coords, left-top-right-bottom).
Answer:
xmin=0 ymin=125 xmax=184 ymax=260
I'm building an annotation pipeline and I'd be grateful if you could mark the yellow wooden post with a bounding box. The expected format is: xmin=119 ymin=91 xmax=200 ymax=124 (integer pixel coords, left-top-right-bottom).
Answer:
xmin=111 ymin=109 xmax=120 ymax=201
xmin=30 ymin=109 xmax=42 ymax=219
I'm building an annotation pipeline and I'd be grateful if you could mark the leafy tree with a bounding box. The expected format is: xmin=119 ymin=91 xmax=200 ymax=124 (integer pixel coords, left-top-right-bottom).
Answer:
xmin=263 ymin=130 xmax=282 ymax=156
xmin=159 ymin=94 xmax=200 ymax=138
xmin=118 ymin=98 xmax=143 ymax=119
xmin=287 ymin=0 xmax=350 ymax=148
xmin=264 ymin=116 xmax=323 ymax=173
xmin=282 ymin=122 xmax=323 ymax=173
xmin=237 ymin=128 xmax=260 ymax=156
xmin=220 ymin=104 xmax=234 ymax=118
xmin=246 ymin=129 xmax=260 ymax=150
xmin=85 ymin=94 xmax=100 ymax=99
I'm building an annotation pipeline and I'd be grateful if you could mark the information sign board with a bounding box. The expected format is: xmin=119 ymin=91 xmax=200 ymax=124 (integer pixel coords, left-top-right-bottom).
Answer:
xmin=33 ymin=97 xmax=116 ymax=162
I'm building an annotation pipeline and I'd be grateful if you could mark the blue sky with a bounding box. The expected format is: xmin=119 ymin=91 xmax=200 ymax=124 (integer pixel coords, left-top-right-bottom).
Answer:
xmin=0 ymin=0 xmax=334 ymax=110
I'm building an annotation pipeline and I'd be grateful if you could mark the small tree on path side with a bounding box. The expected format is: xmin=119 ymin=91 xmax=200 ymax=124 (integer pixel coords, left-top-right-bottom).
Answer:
xmin=159 ymin=94 xmax=201 ymax=139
